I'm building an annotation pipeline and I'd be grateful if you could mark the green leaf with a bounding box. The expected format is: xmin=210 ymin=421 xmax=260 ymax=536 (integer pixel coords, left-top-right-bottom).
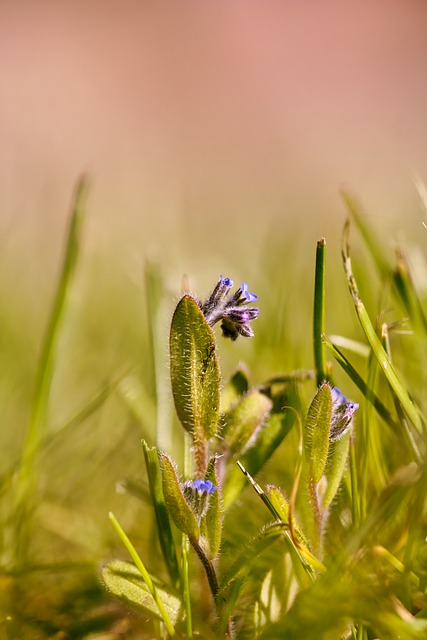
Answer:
xmin=321 ymin=430 xmax=350 ymax=510
xmin=160 ymin=453 xmax=199 ymax=542
xmin=202 ymin=457 xmax=222 ymax=560
xmin=222 ymin=391 xmax=272 ymax=455
xmin=102 ymin=560 xmax=181 ymax=625
xmin=142 ymin=441 xmax=180 ymax=588
xmin=220 ymin=367 xmax=250 ymax=414
xmin=305 ymin=383 xmax=332 ymax=484
xmin=267 ymin=486 xmax=308 ymax=547
xmin=218 ymin=522 xmax=285 ymax=597
xmin=223 ymin=409 xmax=295 ymax=509
xmin=170 ymin=295 xmax=220 ymax=440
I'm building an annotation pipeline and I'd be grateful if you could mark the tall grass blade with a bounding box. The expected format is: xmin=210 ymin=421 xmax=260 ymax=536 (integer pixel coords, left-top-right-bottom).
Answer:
xmin=313 ymin=238 xmax=328 ymax=386
xmin=15 ymin=177 xmax=89 ymax=564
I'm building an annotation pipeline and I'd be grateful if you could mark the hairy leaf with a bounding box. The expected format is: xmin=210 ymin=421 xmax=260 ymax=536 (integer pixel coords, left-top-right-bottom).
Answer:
xmin=305 ymin=383 xmax=332 ymax=484
xmin=161 ymin=453 xmax=199 ymax=542
xmin=102 ymin=560 xmax=180 ymax=625
xmin=170 ymin=295 xmax=220 ymax=440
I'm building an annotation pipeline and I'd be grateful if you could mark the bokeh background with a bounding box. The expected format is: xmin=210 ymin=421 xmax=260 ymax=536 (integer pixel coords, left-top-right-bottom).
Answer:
xmin=1 ymin=0 xmax=427 ymax=607
xmin=2 ymin=0 xmax=427 ymax=261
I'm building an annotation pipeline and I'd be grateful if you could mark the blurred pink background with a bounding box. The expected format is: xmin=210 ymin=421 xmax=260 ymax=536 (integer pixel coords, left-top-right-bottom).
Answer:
xmin=1 ymin=0 xmax=427 ymax=269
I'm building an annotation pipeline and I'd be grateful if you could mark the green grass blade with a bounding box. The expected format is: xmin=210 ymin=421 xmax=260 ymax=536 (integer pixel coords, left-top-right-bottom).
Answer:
xmin=102 ymin=560 xmax=180 ymax=635
xmin=322 ymin=334 xmax=400 ymax=433
xmin=15 ymin=177 xmax=89 ymax=564
xmin=108 ymin=513 xmax=176 ymax=636
xmin=341 ymin=191 xmax=390 ymax=278
xmin=393 ymin=246 xmax=427 ymax=333
xmin=313 ymin=238 xmax=328 ymax=386
xmin=342 ymin=222 xmax=424 ymax=433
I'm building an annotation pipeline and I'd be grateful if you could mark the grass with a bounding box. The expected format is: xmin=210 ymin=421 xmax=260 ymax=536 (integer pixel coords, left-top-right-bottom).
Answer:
xmin=0 ymin=183 xmax=427 ymax=639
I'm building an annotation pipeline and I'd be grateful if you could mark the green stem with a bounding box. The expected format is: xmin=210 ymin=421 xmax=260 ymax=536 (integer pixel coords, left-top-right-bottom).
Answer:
xmin=190 ymin=538 xmax=219 ymax=601
xmin=349 ymin=436 xmax=361 ymax=527
xmin=181 ymin=535 xmax=193 ymax=639
xmin=313 ymin=238 xmax=327 ymax=386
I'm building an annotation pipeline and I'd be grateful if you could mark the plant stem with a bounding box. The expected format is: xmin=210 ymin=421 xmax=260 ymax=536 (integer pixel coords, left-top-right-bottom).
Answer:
xmin=190 ymin=539 xmax=219 ymax=601
xmin=313 ymin=238 xmax=327 ymax=386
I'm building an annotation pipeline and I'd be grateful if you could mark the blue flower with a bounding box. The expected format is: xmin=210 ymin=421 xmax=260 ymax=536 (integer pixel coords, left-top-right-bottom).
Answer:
xmin=241 ymin=282 xmax=258 ymax=302
xmin=329 ymin=386 xmax=359 ymax=442
xmin=192 ymin=478 xmax=217 ymax=494
xmin=200 ymin=276 xmax=260 ymax=340
xmin=182 ymin=477 xmax=218 ymax=522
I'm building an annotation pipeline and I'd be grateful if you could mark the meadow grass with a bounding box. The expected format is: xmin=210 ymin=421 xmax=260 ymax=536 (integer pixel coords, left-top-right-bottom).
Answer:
xmin=1 ymin=183 xmax=427 ymax=639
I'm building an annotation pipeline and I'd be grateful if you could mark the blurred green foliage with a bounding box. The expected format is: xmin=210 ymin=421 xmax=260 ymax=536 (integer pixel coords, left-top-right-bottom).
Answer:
xmin=1 ymin=183 xmax=427 ymax=638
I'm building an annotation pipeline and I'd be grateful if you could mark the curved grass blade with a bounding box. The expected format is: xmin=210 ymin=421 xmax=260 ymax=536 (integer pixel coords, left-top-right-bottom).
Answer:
xmin=322 ymin=334 xmax=400 ymax=433
xmin=102 ymin=560 xmax=180 ymax=629
xmin=107 ymin=516 xmax=177 ymax=636
xmin=341 ymin=191 xmax=390 ymax=278
xmin=342 ymin=221 xmax=424 ymax=433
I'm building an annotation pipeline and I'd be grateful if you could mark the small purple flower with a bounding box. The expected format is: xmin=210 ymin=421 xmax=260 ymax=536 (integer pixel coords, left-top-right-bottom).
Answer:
xmin=200 ymin=276 xmax=260 ymax=340
xmin=329 ymin=386 xmax=359 ymax=442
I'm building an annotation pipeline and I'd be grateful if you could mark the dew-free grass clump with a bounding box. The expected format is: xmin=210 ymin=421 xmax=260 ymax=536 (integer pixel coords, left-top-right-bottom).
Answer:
xmin=104 ymin=212 xmax=427 ymax=640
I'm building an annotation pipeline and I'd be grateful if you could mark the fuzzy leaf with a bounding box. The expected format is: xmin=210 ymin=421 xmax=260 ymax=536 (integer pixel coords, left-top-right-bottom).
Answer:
xmin=142 ymin=441 xmax=180 ymax=588
xmin=102 ymin=560 xmax=180 ymax=624
xmin=220 ymin=367 xmax=250 ymax=414
xmin=305 ymin=383 xmax=332 ymax=483
xmin=202 ymin=456 xmax=222 ymax=559
xmin=321 ymin=430 xmax=351 ymax=510
xmin=222 ymin=391 xmax=272 ymax=455
xmin=170 ymin=294 xmax=220 ymax=439
xmin=223 ymin=409 xmax=295 ymax=509
xmin=218 ymin=522 xmax=285 ymax=597
xmin=267 ymin=486 xmax=308 ymax=547
xmin=161 ymin=453 xmax=199 ymax=542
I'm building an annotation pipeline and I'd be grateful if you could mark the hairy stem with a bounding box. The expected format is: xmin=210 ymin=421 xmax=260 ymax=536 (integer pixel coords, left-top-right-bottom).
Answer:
xmin=190 ymin=539 xmax=219 ymax=600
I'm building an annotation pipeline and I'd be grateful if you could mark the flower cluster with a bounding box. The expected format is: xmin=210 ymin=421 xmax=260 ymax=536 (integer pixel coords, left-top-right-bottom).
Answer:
xmin=329 ymin=387 xmax=359 ymax=442
xmin=200 ymin=276 xmax=259 ymax=340
xmin=183 ymin=478 xmax=217 ymax=522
